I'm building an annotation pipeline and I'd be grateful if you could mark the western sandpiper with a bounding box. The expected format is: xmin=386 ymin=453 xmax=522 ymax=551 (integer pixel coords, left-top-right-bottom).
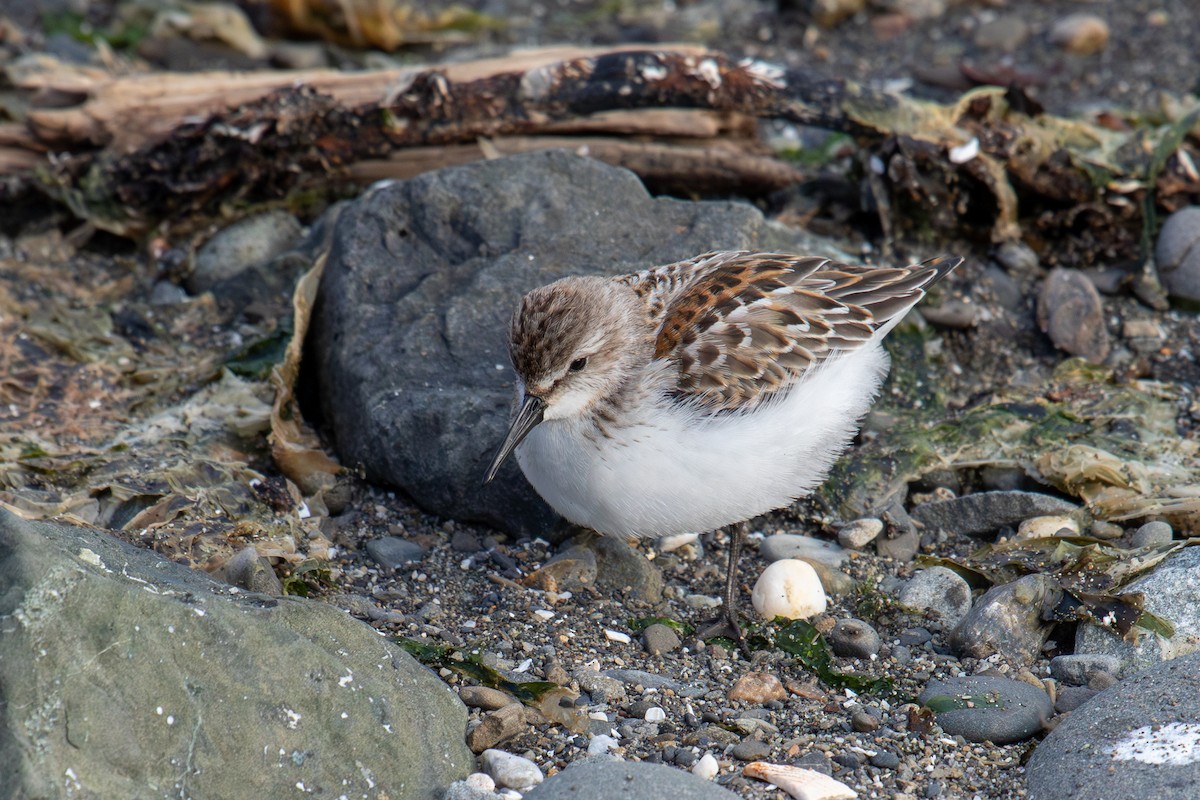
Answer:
xmin=486 ymin=250 xmax=962 ymax=638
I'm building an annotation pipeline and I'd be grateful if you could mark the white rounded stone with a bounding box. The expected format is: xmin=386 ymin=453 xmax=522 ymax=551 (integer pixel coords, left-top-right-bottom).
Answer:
xmin=692 ymin=752 xmax=720 ymax=780
xmin=837 ymin=517 xmax=884 ymax=549
xmin=464 ymin=772 xmax=496 ymax=792
xmin=481 ymin=749 xmax=544 ymax=791
xmin=751 ymin=559 xmax=828 ymax=621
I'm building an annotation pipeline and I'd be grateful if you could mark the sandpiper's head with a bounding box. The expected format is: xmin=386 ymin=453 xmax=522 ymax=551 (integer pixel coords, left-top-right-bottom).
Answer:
xmin=485 ymin=275 xmax=644 ymax=482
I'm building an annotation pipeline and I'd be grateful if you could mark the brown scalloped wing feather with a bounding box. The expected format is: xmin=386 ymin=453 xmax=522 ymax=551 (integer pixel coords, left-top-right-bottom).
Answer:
xmin=650 ymin=252 xmax=961 ymax=410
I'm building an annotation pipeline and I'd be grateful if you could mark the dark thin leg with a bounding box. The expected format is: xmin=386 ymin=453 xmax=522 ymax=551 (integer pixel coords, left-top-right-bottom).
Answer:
xmin=698 ymin=523 xmax=747 ymax=647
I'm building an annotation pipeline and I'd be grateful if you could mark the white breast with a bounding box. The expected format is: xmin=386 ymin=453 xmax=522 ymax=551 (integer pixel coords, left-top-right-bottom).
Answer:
xmin=514 ymin=343 xmax=891 ymax=539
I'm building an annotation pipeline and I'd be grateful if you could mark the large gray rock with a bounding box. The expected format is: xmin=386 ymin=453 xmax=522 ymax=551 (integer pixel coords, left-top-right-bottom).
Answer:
xmin=309 ymin=150 xmax=835 ymax=536
xmin=909 ymin=490 xmax=1078 ymax=539
xmin=1075 ymin=546 xmax=1200 ymax=675
xmin=918 ymin=675 xmax=1052 ymax=744
xmin=1027 ymin=653 xmax=1200 ymax=800
xmin=523 ymin=757 xmax=739 ymax=800
xmin=0 ymin=509 xmax=471 ymax=799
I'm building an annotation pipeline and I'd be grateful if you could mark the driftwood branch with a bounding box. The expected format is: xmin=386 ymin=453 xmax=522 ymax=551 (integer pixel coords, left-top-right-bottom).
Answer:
xmin=3 ymin=47 xmax=1198 ymax=264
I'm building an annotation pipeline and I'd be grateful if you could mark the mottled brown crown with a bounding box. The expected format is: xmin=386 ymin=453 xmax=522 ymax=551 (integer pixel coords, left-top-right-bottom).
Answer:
xmin=509 ymin=278 xmax=608 ymax=388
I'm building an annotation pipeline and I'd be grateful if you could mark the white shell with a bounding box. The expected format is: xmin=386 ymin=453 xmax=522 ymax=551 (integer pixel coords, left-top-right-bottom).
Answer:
xmin=743 ymin=762 xmax=858 ymax=800
xmin=692 ymin=752 xmax=720 ymax=780
xmin=751 ymin=559 xmax=828 ymax=620
xmin=1016 ymin=515 xmax=1079 ymax=539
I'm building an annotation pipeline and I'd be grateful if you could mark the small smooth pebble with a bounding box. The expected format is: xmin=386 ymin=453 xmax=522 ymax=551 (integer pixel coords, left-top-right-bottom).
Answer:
xmin=642 ymin=623 xmax=682 ymax=655
xmin=729 ymin=671 xmax=788 ymax=705
xmin=465 ymin=773 xmax=496 ymax=792
xmin=731 ymin=740 xmax=772 ymax=761
xmin=1131 ymin=520 xmax=1173 ymax=548
xmin=837 ymin=518 xmax=883 ymax=549
xmin=692 ymin=752 xmax=719 ymax=780
xmin=759 ymin=534 xmax=848 ymax=567
xmin=604 ymin=629 xmax=631 ymax=644
xmin=1037 ymin=269 xmax=1110 ymax=363
xmin=481 ymin=749 xmax=544 ymax=791
xmin=899 ymin=627 xmax=932 ymax=646
xmin=829 ymin=618 xmax=881 ymax=659
xmin=1048 ymin=13 xmax=1110 ymax=54
xmin=898 ymin=567 xmax=972 ymax=630
xmin=364 ymin=536 xmax=424 ymax=569
xmin=1156 ymin=207 xmax=1200 ymax=302
xmin=587 ymin=734 xmax=618 ymax=755
xmin=1017 ymin=515 xmax=1079 ymax=539
xmin=751 ymin=559 xmax=827 ymax=621
xmin=851 ymin=710 xmax=881 ymax=732
xmin=870 ymin=750 xmax=901 ymax=770
xmin=644 ymin=706 xmax=666 ymax=722
xmin=1050 ymin=654 xmax=1123 ymax=686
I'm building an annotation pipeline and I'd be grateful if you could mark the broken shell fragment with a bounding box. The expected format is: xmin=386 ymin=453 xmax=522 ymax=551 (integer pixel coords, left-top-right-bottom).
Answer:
xmin=743 ymin=762 xmax=857 ymax=800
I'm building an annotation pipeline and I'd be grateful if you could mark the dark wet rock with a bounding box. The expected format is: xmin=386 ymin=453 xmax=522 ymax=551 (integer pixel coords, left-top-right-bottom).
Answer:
xmin=0 ymin=510 xmax=471 ymax=798
xmin=365 ymin=535 xmax=425 ymax=568
xmin=188 ymin=210 xmax=303 ymax=293
xmin=910 ymin=491 xmax=1078 ymax=539
xmin=919 ymin=675 xmax=1052 ymax=744
xmin=524 ymin=756 xmax=740 ymax=800
xmin=794 ymin=750 xmax=833 ymax=775
xmin=1075 ymin=546 xmax=1200 ymax=675
xmin=1156 ymin=206 xmax=1200 ymax=302
xmin=310 ymin=151 xmax=822 ymax=536
xmin=210 ymin=544 xmax=283 ymax=594
xmin=1036 ymin=268 xmax=1110 ymax=363
xmin=1130 ymin=520 xmax=1173 ymax=547
xmin=731 ymin=740 xmax=772 ymax=761
xmin=1027 ymin=653 xmax=1200 ymax=800
xmin=899 ymin=627 xmax=933 ymax=646
xmin=898 ymin=567 xmax=973 ymax=630
xmin=830 ymin=618 xmax=882 ymax=658
xmin=870 ymin=749 xmax=901 ymax=769
xmin=951 ymin=575 xmax=1062 ymax=662
xmin=643 ymin=623 xmax=682 ymax=656
xmin=1054 ymin=685 xmax=1099 ymax=714
xmin=1050 ymin=654 xmax=1123 ymax=686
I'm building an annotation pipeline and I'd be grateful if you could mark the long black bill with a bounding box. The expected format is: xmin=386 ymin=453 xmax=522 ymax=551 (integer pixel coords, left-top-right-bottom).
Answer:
xmin=484 ymin=395 xmax=547 ymax=484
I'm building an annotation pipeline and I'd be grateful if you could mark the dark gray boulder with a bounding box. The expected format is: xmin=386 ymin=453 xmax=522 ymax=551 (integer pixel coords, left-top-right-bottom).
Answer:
xmin=0 ymin=509 xmax=472 ymax=799
xmin=309 ymin=150 xmax=831 ymax=535
xmin=523 ymin=757 xmax=739 ymax=800
xmin=1027 ymin=653 xmax=1200 ymax=800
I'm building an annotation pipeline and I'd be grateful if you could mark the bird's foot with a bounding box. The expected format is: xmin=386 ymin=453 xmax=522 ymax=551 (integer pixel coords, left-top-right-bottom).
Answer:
xmin=697 ymin=606 xmax=748 ymax=655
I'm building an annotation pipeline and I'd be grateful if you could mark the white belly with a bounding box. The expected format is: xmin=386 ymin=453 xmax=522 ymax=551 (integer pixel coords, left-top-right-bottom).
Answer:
xmin=514 ymin=344 xmax=891 ymax=538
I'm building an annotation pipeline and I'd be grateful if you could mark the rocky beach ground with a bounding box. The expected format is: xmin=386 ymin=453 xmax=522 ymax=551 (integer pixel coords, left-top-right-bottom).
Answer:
xmin=2 ymin=2 xmax=1200 ymax=799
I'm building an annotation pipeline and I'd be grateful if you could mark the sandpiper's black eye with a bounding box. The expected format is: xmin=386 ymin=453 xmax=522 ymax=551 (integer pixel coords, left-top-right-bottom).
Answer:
xmin=569 ymin=357 xmax=588 ymax=372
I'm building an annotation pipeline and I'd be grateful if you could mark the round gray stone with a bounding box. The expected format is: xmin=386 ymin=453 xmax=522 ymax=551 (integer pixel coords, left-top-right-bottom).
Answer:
xmin=1156 ymin=206 xmax=1200 ymax=302
xmin=524 ymin=757 xmax=739 ymax=800
xmin=1050 ymin=653 xmax=1122 ymax=686
xmin=189 ymin=210 xmax=303 ymax=292
xmin=829 ymin=618 xmax=882 ymax=659
xmin=365 ymin=536 xmax=425 ymax=568
xmin=1027 ymin=653 xmax=1200 ymax=800
xmin=898 ymin=566 xmax=972 ymax=629
xmin=642 ymin=623 xmax=682 ymax=656
xmin=759 ymin=534 xmax=849 ymax=567
xmin=951 ymin=574 xmax=1061 ymax=662
xmin=918 ymin=674 xmax=1052 ymax=744
xmin=1130 ymin=520 xmax=1173 ymax=548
